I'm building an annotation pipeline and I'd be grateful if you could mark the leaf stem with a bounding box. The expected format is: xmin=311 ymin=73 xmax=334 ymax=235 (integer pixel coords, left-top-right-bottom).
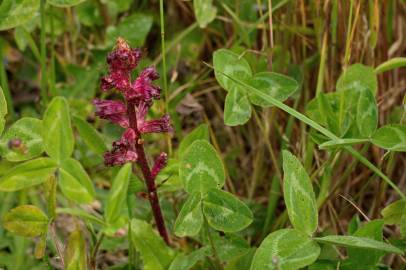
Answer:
xmin=127 ymin=102 xmax=170 ymax=245
xmin=40 ymin=0 xmax=48 ymax=108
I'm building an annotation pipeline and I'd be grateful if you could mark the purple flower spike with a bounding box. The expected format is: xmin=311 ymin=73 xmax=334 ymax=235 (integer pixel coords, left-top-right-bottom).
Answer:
xmin=151 ymin=152 xmax=168 ymax=179
xmin=93 ymin=99 xmax=129 ymax=128
xmin=107 ymin=37 xmax=142 ymax=72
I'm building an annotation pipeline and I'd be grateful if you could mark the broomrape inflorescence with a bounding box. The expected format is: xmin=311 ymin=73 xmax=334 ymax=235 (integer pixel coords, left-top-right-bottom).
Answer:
xmin=93 ymin=37 xmax=172 ymax=244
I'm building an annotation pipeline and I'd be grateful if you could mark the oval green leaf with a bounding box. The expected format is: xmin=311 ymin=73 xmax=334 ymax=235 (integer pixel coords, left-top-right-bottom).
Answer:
xmin=43 ymin=97 xmax=74 ymax=162
xmin=224 ymin=87 xmax=252 ymax=126
xmin=0 ymin=0 xmax=40 ymax=31
xmin=193 ymin=0 xmax=217 ymax=28
xmin=356 ymin=88 xmax=378 ymax=137
xmin=0 ymin=157 xmax=57 ymax=191
xmin=337 ymin=63 xmax=377 ymax=95
xmin=0 ymin=117 xmax=44 ymax=162
xmin=249 ymin=72 xmax=299 ymax=108
xmin=130 ymin=218 xmax=175 ymax=270
xmin=371 ymin=124 xmax=406 ymax=151
xmin=169 ymin=247 xmax=210 ymax=270
xmin=282 ymin=150 xmax=318 ymax=235
xmin=105 ymin=163 xmax=132 ymax=225
xmin=3 ymin=205 xmax=48 ymax=237
xmin=213 ymin=49 xmax=252 ymax=92
xmin=250 ymin=229 xmax=320 ymax=270
xmin=174 ymin=192 xmax=203 ymax=237
xmin=314 ymin=235 xmax=403 ymax=254
xmin=180 ymin=140 xmax=225 ymax=195
xmin=203 ymin=189 xmax=253 ymax=232
xmin=59 ymin=158 xmax=95 ymax=204
xmin=72 ymin=115 xmax=107 ymax=155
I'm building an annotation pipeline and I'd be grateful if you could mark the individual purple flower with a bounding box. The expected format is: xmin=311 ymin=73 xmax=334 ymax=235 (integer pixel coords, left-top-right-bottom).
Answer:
xmin=104 ymin=128 xmax=137 ymax=166
xmin=101 ymin=70 xmax=131 ymax=92
xmin=127 ymin=67 xmax=161 ymax=103
xmin=139 ymin=115 xmax=172 ymax=134
xmin=93 ymin=99 xmax=129 ymax=128
xmin=107 ymin=37 xmax=141 ymax=72
xmin=151 ymin=152 xmax=168 ymax=179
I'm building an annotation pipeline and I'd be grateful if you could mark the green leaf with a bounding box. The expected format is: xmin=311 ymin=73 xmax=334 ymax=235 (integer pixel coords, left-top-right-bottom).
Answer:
xmin=250 ymin=229 xmax=320 ymax=270
xmin=314 ymin=235 xmax=403 ymax=254
xmin=375 ymin=57 xmax=406 ymax=73
xmin=0 ymin=117 xmax=44 ymax=162
xmin=72 ymin=115 xmax=107 ymax=155
xmin=59 ymin=158 xmax=95 ymax=204
xmin=0 ymin=157 xmax=57 ymax=191
xmin=211 ymin=233 xmax=250 ymax=261
xmin=180 ymin=140 xmax=225 ymax=195
xmin=178 ymin=124 xmax=209 ymax=157
xmin=47 ymin=0 xmax=85 ymax=7
xmin=174 ymin=192 xmax=203 ymax=237
xmin=319 ymin=138 xmax=369 ymax=149
xmin=0 ymin=0 xmax=40 ymax=31
xmin=382 ymin=199 xmax=406 ymax=225
xmin=64 ymin=230 xmax=87 ymax=270
xmin=2 ymin=205 xmax=48 ymax=237
xmin=43 ymin=97 xmax=74 ymax=162
xmin=203 ymin=189 xmax=253 ymax=232
xmin=106 ymin=13 xmax=153 ymax=47
xmin=337 ymin=63 xmax=377 ymax=95
xmin=371 ymin=124 xmax=406 ymax=151
xmin=0 ymin=86 xmax=6 ymax=136
xmin=56 ymin=208 xmax=106 ymax=225
xmin=249 ymin=72 xmax=298 ymax=108
xmin=224 ymin=87 xmax=252 ymax=126
xmin=213 ymin=49 xmax=252 ymax=92
xmin=282 ymin=150 xmax=318 ymax=235
xmin=130 ymin=218 xmax=175 ymax=270
xmin=169 ymin=247 xmax=210 ymax=270
xmin=105 ymin=163 xmax=132 ymax=225
xmin=356 ymin=88 xmax=378 ymax=137
xmin=347 ymin=220 xmax=385 ymax=267
xmin=193 ymin=0 xmax=217 ymax=28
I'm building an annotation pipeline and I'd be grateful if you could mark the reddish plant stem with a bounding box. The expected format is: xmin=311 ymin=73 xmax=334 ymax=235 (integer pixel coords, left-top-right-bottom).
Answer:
xmin=127 ymin=102 xmax=170 ymax=245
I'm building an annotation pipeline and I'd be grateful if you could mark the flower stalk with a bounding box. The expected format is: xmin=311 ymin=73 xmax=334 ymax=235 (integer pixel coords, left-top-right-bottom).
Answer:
xmin=94 ymin=38 xmax=171 ymax=244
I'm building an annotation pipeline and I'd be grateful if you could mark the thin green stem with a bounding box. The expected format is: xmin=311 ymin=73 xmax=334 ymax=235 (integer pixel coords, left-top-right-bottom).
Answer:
xmin=202 ymin=208 xmax=222 ymax=270
xmin=159 ymin=0 xmax=172 ymax=156
xmin=40 ymin=0 xmax=48 ymax=108
xmin=208 ymin=64 xmax=405 ymax=198
xmin=0 ymin=46 xmax=14 ymax=119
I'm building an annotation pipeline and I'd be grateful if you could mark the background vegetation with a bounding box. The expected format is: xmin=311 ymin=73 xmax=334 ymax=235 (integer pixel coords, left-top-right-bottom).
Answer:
xmin=0 ymin=0 xmax=405 ymax=269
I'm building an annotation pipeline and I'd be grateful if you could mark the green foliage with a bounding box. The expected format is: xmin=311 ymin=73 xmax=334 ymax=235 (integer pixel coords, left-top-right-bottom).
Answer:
xmin=336 ymin=64 xmax=377 ymax=95
xmin=174 ymin=192 xmax=203 ymax=237
xmin=178 ymin=124 xmax=209 ymax=156
xmin=58 ymin=158 xmax=95 ymax=204
xmin=0 ymin=157 xmax=57 ymax=191
xmin=48 ymin=0 xmax=86 ymax=7
xmin=249 ymin=72 xmax=299 ymax=108
xmin=0 ymin=117 xmax=44 ymax=161
xmin=169 ymin=247 xmax=210 ymax=270
xmin=224 ymin=87 xmax=252 ymax=126
xmin=104 ymin=163 xmax=131 ymax=225
xmin=0 ymin=0 xmax=39 ymax=30
xmin=0 ymin=86 xmax=6 ymax=135
xmin=42 ymin=97 xmax=74 ymax=163
xmin=282 ymin=150 xmax=318 ymax=236
xmin=371 ymin=124 xmax=406 ymax=151
xmin=106 ymin=13 xmax=153 ymax=47
xmin=130 ymin=218 xmax=175 ymax=270
xmin=180 ymin=140 xmax=225 ymax=195
xmin=193 ymin=0 xmax=217 ymax=28
xmin=202 ymin=188 xmax=253 ymax=232
xmin=375 ymin=57 xmax=406 ymax=73
xmin=356 ymin=88 xmax=378 ymax=137
xmin=314 ymin=235 xmax=403 ymax=254
xmin=2 ymin=205 xmax=48 ymax=237
xmin=64 ymin=230 xmax=87 ymax=270
xmin=382 ymin=199 xmax=406 ymax=237
xmin=72 ymin=115 xmax=107 ymax=155
xmin=250 ymin=229 xmax=320 ymax=270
